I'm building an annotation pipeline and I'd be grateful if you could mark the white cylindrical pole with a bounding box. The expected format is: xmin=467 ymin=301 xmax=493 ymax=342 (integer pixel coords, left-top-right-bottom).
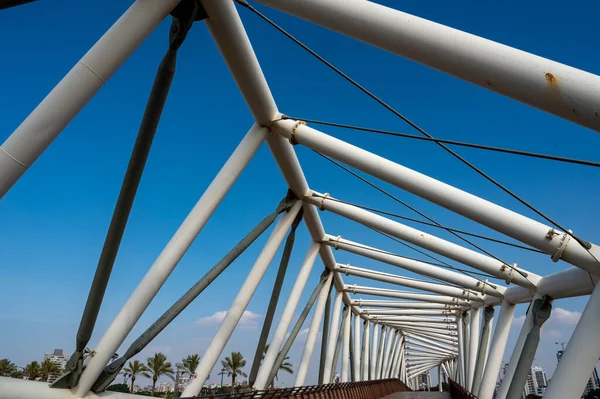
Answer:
xmin=438 ymin=365 xmax=443 ymax=391
xmin=353 ymin=312 xmax=361 ymax=381
xmin=480 ymin=309 xmax=513 ymax=396
xmin=295 ymin=273 xmax=334 ymax=386
xmin=362 ymin=320 xmax=370 ymax=381
xmin=311 ymin=195 xmax=517 ymax=292
xmin=256 ymin=246 xmax=320 ymax=386
xmin=376 ymin=327 xmax=388 ymax=379
xmin=456 ymin=313 xmax=464 ymax=384
xmin=363 ymin=309 xmax=456 ymax=316
xmin=354 ymin=300 xmax=461 ymax=310
xmin=181 ymin=201 xmax=303 ymax=397
xmin=328 ymin=238 xmax=497 ymax=294
xmin=384 ymin=331 xmax=399 ymax=378
xmin=253 ymin=242 xmax=320 ymax=389
xmin=322 ymin=290 xmax=344 ymax=383
xmin=341 ymin=309 xmax=351 ymax=382
xmin=467 ymin=308 xmax=481 ymax=390
xmin=258 ymin=0 xmax=600 ymax=133
xmin=543 ymin=284 xmax=600 ymax=399
xmin=272 ymin=120 xmax=600 ymax=275
xmin=0 ymin=0 xmax=180 ymax=198
xmin=347 ymin=285 xmax=471 ymax=306
xmin=495 ymin=297 xmax=539 ymax=399
xmin=336 ymin=264 xmax=485 ymax=301
xmin=370 ymin=323 xmax=380 ymax=380
xmin=75 ymin=124 xmax=267 ymax=397
xmin=379 ymin=328 xmax=392 ymax=379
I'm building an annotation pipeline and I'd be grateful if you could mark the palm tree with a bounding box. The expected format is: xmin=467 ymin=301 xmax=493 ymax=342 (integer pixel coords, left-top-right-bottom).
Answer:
xmin=123 ymin=360 xmax=149 ymax=394
xmin=182 ymin=354 xmax=200 ymax=376
xmin=0 ymin=358 xmax=17 ymax=377
xmin=39 ymin=359 xmax=60 ymax=383
xmin=221 ymin=352 xmax=247 ymax=393
xmin=23 ymin=361 xmax=41 ymax=380
xmin=262 ymin=345 xmax=293 ymax=388
xmin=145 ymin=353 xmax=174 ymax=396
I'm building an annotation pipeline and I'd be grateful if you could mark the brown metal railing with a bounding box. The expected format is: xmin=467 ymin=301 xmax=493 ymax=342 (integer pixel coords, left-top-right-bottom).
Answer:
xmin=186 ymin=378 xmax=411 ymax=399
xmin=448 ymin=378 xmax=478 ymax=399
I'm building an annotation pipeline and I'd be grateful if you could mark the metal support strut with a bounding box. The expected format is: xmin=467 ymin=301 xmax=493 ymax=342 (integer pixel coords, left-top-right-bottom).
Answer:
xmin=54 ymin=7 xmax=199 ymax=389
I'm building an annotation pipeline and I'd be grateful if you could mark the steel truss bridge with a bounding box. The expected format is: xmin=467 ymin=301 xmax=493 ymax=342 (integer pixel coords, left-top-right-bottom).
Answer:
xmin=1 ymin=0 xmax=599 ymax=399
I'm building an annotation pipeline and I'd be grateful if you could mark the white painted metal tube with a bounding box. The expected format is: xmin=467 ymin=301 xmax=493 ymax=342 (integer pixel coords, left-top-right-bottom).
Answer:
xmin=181 ymin=201 xmax=302 ymax=397
xmin=362 ymin=309 xmax=455 ymax=316
xmin=259 ymin=0 xmax=600 ymax=132
xmin=341 ymin=307 xmax=351 ymax=382
xmin=200 ymin=0 xmax=277 ymax=125
xmin=295 ymin=273 xmax=334 ymax=386
xmin=467 ymin=308 xmax=481 ymax=390
xmin=404 ymin=327 xmax=458 ymax=345
xmin=354 ymin=300 xmax=461 ymax=310
xmin=499 ymin=266 xmax=599 ymax=305
xmin=370 ymin=323 xmax=380 ymax=379
xmin=400 ymin=329 xmax=458 ymax=343
xmin=543 ymin=284 xmax=600 ymax=399
xmin=375 ymin=327 xmax=388 ymax=379
xmin=406 ymin=339 xmax=457 ymax=355
xmin=336 ymin=264 xmax=484 ymax=301
xmin=384 ymin=331 xmax=399 ymax=378
xmin=253 ymin=242 xmax=320 ymax=389
xmin=362 ymin=320 xmax=370 ymax=381
xmin=75 ymin=124 xmax=268 ymax=397
xmin=0 ymin=0 xmax=180 ymax=198
xmin=272 ymin=120 xmax=600 ymax=275
xmin=495 ymin=297 xmax=539 ymax=399
xmin=353 ymin=312 xmax=361 ymax=381
xmin=326 ymin=236 xmax=492 ymax=295
xmin=322 ymin=290 xmax=344 ymax=383
xmin=347 ymin=285 xmax=471 ymax=306
xmin=374 ymin=316 xmax=456 ymax=323
xmin=310 ymin=194 xmax=514 ymax=293
xmin=456 ymin=314 xmax=465 ymax=385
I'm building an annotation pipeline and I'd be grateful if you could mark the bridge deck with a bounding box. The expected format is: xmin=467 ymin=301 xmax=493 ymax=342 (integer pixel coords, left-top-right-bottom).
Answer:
xmin=384 ymin=392 xmax=451 ymax=399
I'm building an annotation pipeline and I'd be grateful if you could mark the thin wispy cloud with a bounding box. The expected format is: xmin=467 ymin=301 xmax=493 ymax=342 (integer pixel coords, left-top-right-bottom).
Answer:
xmin=196 ymin=310 xmax=263 ymax=329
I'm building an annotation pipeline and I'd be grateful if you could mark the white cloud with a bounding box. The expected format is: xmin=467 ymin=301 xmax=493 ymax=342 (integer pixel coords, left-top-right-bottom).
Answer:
xmin=196 ymin=310 xmax=262 ymax=329
xmin=298 ymin=328 xmax=310 ymax=338
xmin=542 ymin=329 xmax=562 ymax=339
xmin=551 ymin=308 xmax=581 ymax=326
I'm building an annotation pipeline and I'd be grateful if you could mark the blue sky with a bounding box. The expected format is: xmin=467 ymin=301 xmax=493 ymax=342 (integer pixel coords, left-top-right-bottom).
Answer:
xmin=1 ymin=0 xmax=600 ymax=389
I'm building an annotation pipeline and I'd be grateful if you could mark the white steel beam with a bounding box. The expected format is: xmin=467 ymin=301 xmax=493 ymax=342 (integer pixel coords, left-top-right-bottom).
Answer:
xmin=352 ymin=312 xmax=361 ymax=381
xmin=258 ymin=0 xmax=600 ymax=133
xmin=346 ymin=285 xmax=472 ymax=306
xmin=75 ymin=124 xmax=268 ymax=397
xmin=543 ymin=284 xmax=600 ymax=399
xmin=271 ymin=120 xmax=600 ymax=276
xmin=361 ymin=308 xmax=456 ymax=316
xmin=326 ymin=236 xmax=497 ymax=295
xmin=181 ymin=201 xmax=303 ymax=397
xmin=336 ymin=263 xmax=484 ymax=301
xmin=200 ymin=0 xmax=277 ymax=125
xmin=354 ymin=300 xmax=461 ymax=310
xmin=0 ymin=0 xmax=180 ymax=198
xmin=253 ymin=242 xmax=320 ymax=389
xmin=295 ymin=273 xmax=334 ymax=386
xmin=310 ymin=193 xmax=515 ymax=292
xmin=467 ymin=308 xmax=481 ymax=390
xmin=0 ymin=378 xmax=138 ymax=399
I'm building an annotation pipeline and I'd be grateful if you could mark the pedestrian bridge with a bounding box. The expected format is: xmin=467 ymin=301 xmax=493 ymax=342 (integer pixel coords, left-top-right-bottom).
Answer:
xmin=1 ymin=0 xmax=599 ymax=399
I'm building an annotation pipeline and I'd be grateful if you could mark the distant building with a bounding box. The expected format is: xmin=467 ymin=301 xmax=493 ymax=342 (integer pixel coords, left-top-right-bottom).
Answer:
xmin=177 ymin=375 xmax=190 ymax=392
xmin=157 ymin=382 xmax=173 ymax=393
xmin=557 ymin=350 xmax=600 ymax=396
xmin=43 ymin=349 xmax=69 ymax=383
xmin=524 ymin=366 xmax=547 ymax=396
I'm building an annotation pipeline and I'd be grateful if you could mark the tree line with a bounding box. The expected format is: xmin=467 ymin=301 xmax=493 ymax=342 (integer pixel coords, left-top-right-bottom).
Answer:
xmin=0 ymin=347 xmax=293 ymax=396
